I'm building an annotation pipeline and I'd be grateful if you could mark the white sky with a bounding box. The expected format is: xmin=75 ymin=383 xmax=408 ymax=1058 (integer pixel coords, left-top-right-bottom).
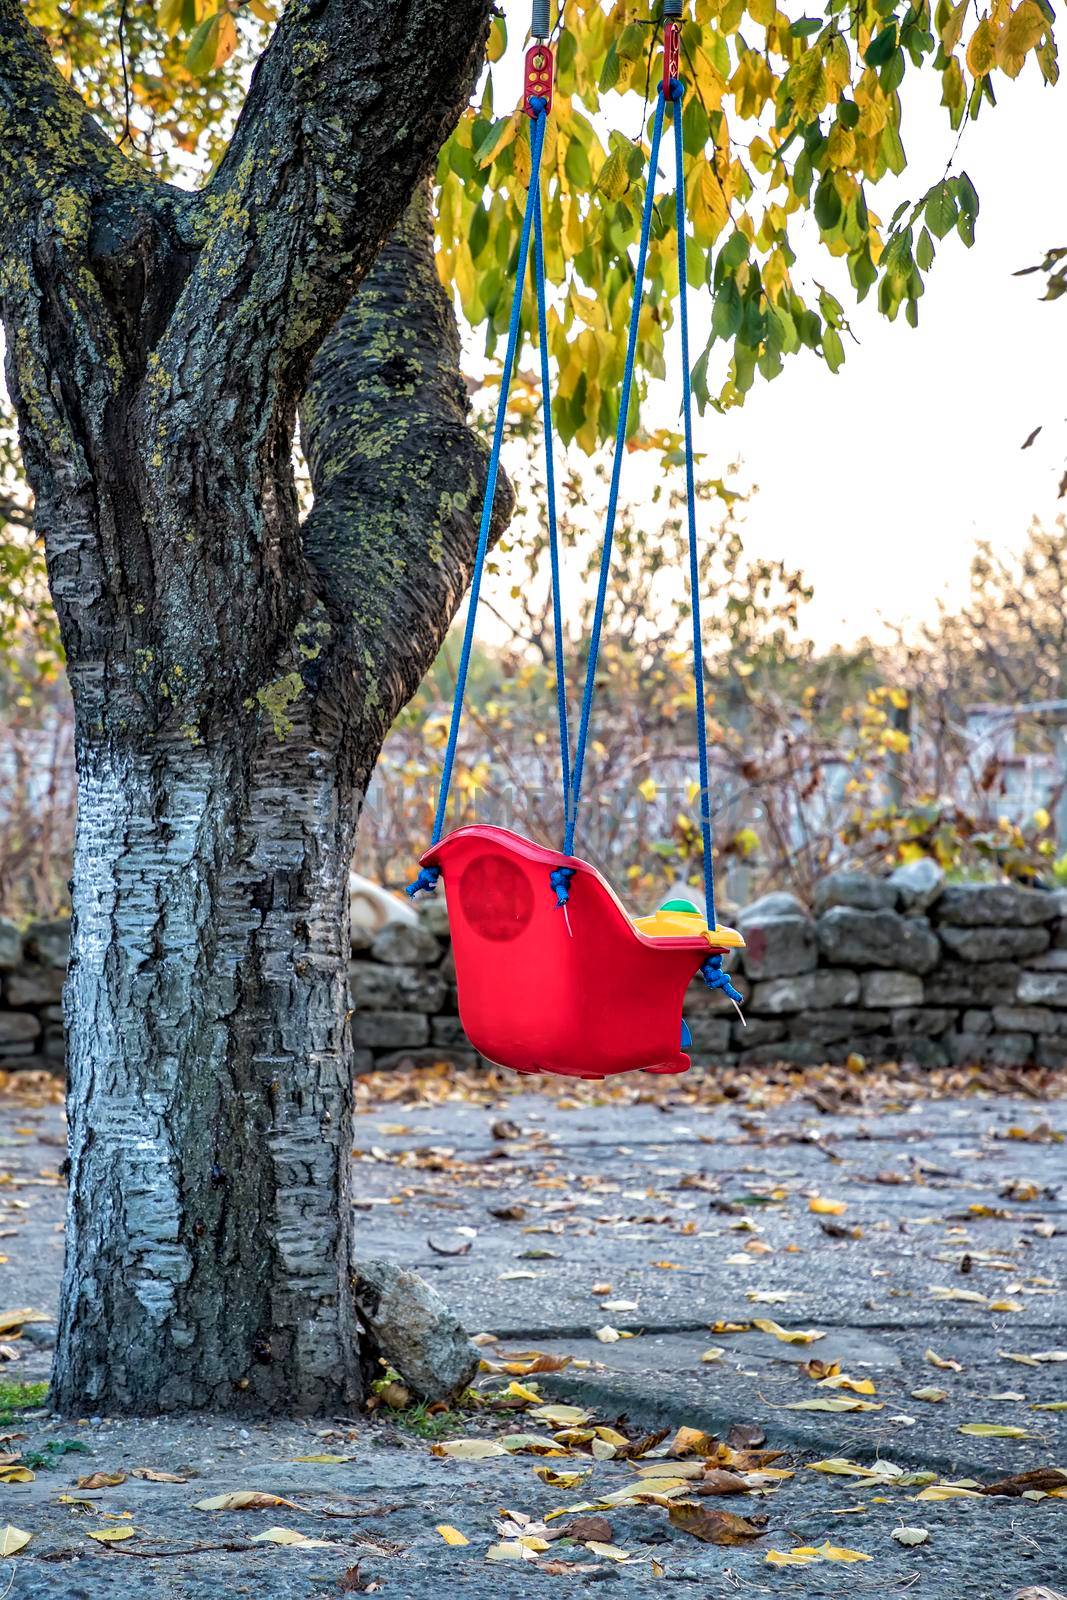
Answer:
xmin=465 ymin=28 xmax=1066 ymax=652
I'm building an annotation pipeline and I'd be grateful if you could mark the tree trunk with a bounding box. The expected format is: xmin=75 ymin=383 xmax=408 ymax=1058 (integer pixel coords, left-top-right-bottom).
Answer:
xmin=1 ymin=0 xmax=504 ymax=1413
xmin=54 ymin=713 xmax=367 ymax=1412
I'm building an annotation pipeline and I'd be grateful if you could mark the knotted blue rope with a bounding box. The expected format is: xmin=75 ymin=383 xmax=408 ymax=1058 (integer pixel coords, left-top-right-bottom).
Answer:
xmin=667 ymin=81 xmax=735 ymax=1003
xmin=407 ymin=104 xmax=549 ymax=898
xmin=549 ymin=866 xmax=575 ymax=907
xmin=563 ymin=86 xmax=669 ymax=866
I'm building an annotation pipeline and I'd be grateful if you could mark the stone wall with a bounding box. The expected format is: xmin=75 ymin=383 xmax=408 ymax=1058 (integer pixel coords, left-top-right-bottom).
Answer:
xmin=4 ymin=860 xmax=1067 ymax=1074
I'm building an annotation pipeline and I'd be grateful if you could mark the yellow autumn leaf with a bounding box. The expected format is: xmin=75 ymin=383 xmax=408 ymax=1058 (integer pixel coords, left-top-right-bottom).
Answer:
xmin=753 ymin=1318 xmax=825 ymax=1345
xmin=785 ymin=1397 xmax=883 ymax=1413
xmin=816 ymin=1542 xmax=872 ymax=1562
xmin=586 ymin=1542 xmax=631 ymax=1562
xmin=0 ymin=1308 xmax=50 ymax=1333
xmin=925 ymin=1348 xmax=963 ymax=1371
xmin=637 ymin=777 xmax=658 ymax=802
xmin=915 ymin=1483 xmax=984 ymax=1501
xmin=965 ymin=15 xmax=998 ymax=75
xmin=529 ymin=1405 xmax=590 ymax=1427
xmin=0 ymin=1527 xmax=30 ymax=1557
xmin=0 ymin=1467 xmax=33 ymax=1484
xmin=808 ymin=1196 xmax=848 ymax=1216
xmin=534 ymin=1466 xmax=589 ymax=1488
xmin=436 ymin=1525 xmax=469 ymax=1546
xmin=86 ymin=1527 xmax=136 ymax=1543
xmin=766 ymin=1546 xmax=822 ymax=1566
xmin=431 ymin=1439 xmax=508 ymax=1460
xmin=194 ymin=1491 xmax=295 ymax=1510
xmin=958 ymin=1423 xmax=1031 ymax=1438
xmin=291 ymin=1454 xmax=350 ymax=1464
xmin=249 ymin=1528 xmax=336 ymax=1547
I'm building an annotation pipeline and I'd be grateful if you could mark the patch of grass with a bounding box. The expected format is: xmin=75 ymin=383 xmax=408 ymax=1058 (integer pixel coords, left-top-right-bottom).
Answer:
xmin=389 ymin=1402 xmax=471 ymax=1441
xmin=0 ymin=1379 xmax=48 ymax=1423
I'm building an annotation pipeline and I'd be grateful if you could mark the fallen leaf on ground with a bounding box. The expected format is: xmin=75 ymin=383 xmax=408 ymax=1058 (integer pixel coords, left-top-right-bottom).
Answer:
xmin=668 ymin=1505 xmax=764 ymax=1545
xmin=892 ymin=1526 xmax=930 ymax=1546
xmin=958 ymin=1423 xmax=1031 ymax=1439
xmin=529 ymin=1405 xmax=590 ymax=1427
xmin=698 ymin=1469 xmax=750 ymax=1496
xmin=86 ymin=1527 xmax=136 ymax=1543
xmin=585 ymin=1541 xmax=630 ymax=1562
xmin=784 ymin=1398 xmax=883 ymax=1413
xmin=668 ymin=1427 xmax=715 ymax=1457
xmin=250 ymin=1527 xmax=335 ymax=1547
xmin=809 ymin=1197 xmax=847 ymax=1215
xmin=0 ymin=1309 xmax=50 ymax=1334
xmin=980 ymin=1469 xmax=1067 ymax=1497
xmin=291 ymin=1454 xmax=351 ymax=1465
xmin=911 ymin=1387 xmax=948 ymax=1403
xmin=1033 ymin=1401 xmax=1067 ymax=1412
xmin=77 ymin=1472 xmax=126 ymax=1489
xmin=0 ymin=1467 xmax=33 ymax=1483
xmin=925 ymin=1348 xmax=963 ymax=1372
xmin=431 ymin=1439 xmax=507 ymax=1460
xmin=131 ymin=1467 xmax=189 ymax=1483
xmin=0 ymin=1527 xmax=30 ymax=1557
xmin=915 ymin=1484 xmax=984 ymax=1501
xmin=818 ymin=1374 xmax=876 ymax=1395
xmin=752 ymin=1318 xmax=825 ymax=1345
xmin=767 ymin=1541 xmax=870 ymax=1565
xmin=194 ymin=1491 xmax=296 ymax=1510
xmin=999 ymin=1350 xmax=1067 ymax=1366
xmin=487 ymin=1537 xmax=549 ymax=1561
xmin=594 ymin=1326 xmax=621 ymax=1343
xmin=562 ymin=1516 xmax=613 ymax=1543
xmin=534 ymin=1467 xmax=588 ymax=1489
xmin=1013 ymin=1590 xmax=1067 ymax=1600
xmin=701 ymin=1347 xmax=725 ymax=1362
xmin=436 ymin=1525 xmax=468 ymax=1546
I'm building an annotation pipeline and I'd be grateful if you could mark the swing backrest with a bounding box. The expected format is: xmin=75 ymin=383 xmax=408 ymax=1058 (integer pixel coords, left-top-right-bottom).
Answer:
xmin=421 ymin=825 xmax=717 ymax=1077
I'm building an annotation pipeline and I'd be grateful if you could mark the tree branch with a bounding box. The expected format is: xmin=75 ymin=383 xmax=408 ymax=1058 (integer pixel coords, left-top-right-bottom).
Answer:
xmin=0 ymin=0 xmax=154 ymax=244
xmin=153 ymin=0 xmax=495 ymax=433
xmin=300 ymin=184 xmax=512 ymax=737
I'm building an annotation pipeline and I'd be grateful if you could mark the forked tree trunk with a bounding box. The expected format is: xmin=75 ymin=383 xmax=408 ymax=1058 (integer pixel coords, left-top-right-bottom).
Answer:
xmin=1 ymin=0 xmax=503 ymax=1412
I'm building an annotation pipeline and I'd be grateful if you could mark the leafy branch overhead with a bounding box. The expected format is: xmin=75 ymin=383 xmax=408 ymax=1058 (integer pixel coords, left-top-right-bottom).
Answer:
xmin=124 ymin=0 xmax=1060 ymax=445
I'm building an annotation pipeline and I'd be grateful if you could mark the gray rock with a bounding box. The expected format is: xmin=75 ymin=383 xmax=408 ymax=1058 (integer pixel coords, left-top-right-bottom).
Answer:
xmin=888 ymin=857 xmax=944 ymax=912
xmin=961 ymin=1009 xmax=993 ymax=1035
xmin=950 ymin=1032 xmax=1034 ymax=1067
xmin=419 ymin=898 xmax=452 ymax=939
xmin=0 ymin=1012 xmax=41 ymax=1046
xmin=737 ymin=914 xmax=816 ymax=980
xmin=813 ymin=872 xmax=898 ymax=914
xmin=43 ymin=1024 xmax=65 ymax=1060
xmin=936 ymin=883 xmax=1059 ymax=927
xmin=938 ymin=925 xmax=1050 ymax=964
xmin=352 ymin=1258 xmax=479 ymax=1402
xmin=351 ymin=1011 xmax=430 ymax=1048
xmin=992 ymin=1006 xmax=1066 ymax=1036
xmin=925 ymin=963 xmax=1020 ymax=1006
xmin=431 ymin=1016 xmax=470 ymax=1047
xmin=375 ymin=1046 xmax=479 ymax=1072
xmin=748 ymin=969 xmax=860 ymax=1014
xmin=899 ymin=1039 xmax=951 ymax=1069
xmin=1017 ymin=971 xmax=1067 ymax=1007
xmin=737 ymin=889 xmax=806 ymax=920
xmin=351 ymin=1048 xmax=375 ymax=1075
xmin=689 ymin=1051 xmax=738 ymax=1071
xmin=686 ymin=1016 xmax=731 ymax=1051
xmin=860 ymin=970 xmax=924 ymax=1008
xmin=731 ymin=1018 xmax=786 ymax=1048
xmin=1025 ymin=949 xmax=1067 ymax=971
xmin=23 ymin=918 xmax=70 ymax=968
xmin=0 ymin=919 xmax=21 ymax=971
xmin=817 ymin=907 xmax=939 ymax=974
xmin=804 ymin=1009 xmax=890 ymax=1043
xmin=3 ymin=966 xmax=64 ymax=1007
xmin=349 ymin=962 xmax=446 ymax=1013
xmin=889 ymin=1007 xmax=956 ymax=1038
xmin=1036 ymin=1039 xmax=1067 ymax=1069
xmin=370 ymin=920 xmax=441 ymax=967
xmin=737 ymin=1038 xmax=830 ymax=1067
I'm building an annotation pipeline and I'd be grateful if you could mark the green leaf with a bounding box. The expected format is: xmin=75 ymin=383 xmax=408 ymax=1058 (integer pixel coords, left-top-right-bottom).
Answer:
xmin=596 ymin=146 xmax=630 ymax=201
xmin=925 ymin=180 xmax=958 ymax=239
xmin=864 ymin=24 xmax=898 ymax=65
xmin=814 ymin=177 xmax=842 ymax=230
xmin=184 ymin=13 xmax=221 ymax=76
xmin=915 ymin=226 xmax=935 ymax=270
xmin=823 ymin=327 xmax=845 ymax=371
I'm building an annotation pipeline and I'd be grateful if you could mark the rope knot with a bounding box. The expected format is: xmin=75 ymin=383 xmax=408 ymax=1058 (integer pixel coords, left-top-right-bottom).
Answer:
xmin=529 ymin=94 xmax=548 ymax=114
xmin=668 ymin=76 xmax=684 ymax=102
xmin=550 ymin=866 xmax=576 ymax=907
xmin=700 ymin=953 xmax=743 ymax=1006
xmin=406 ymin=865 xmax=440 ymax=899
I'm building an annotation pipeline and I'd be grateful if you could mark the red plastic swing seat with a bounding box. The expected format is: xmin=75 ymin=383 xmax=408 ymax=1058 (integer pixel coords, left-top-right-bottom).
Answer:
xmin=420 ymin=825 xmax=743 ymax=1079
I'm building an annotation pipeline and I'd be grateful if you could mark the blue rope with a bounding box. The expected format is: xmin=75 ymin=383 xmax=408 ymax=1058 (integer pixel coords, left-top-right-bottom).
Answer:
xmin=407 ymin=104 xmax=548 ymax=897
xmin=533 ymin=157 xmax=573 ymax=834
xmin=562 ymin=87 xmax=669 ymax=877
xmin=668 ymin=82 xmax=741 ymax=1007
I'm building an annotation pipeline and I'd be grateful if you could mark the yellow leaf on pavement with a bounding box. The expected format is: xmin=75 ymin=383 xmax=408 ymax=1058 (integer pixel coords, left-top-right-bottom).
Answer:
xmin=0 ymin=1308 xmax=50 ymax=1334
xmin=436 ymin=1525 xmax=469 ymax=1546
xmin=753 ymin=1319 xmax=825 ymax=1345
xmin=766 ymin=1546 xmax=822 ymax=1566
xmin=86 ymin=1527 xmax=136 ymax=1543
xmin=249 ymin=1527 xmax=336 ymax=1547
xmin=809 ymin=1197 xmax=847 ymax=1216
xmin=194 ymin=1491 xmax=295 ymax=1510
xmin=431 ymin=1439 xmax=508 ymax=1460
xmin=586 ymin=1542 xmax=631 ymax=1562
xmin=958 ymin=1423 xmax=1031 ymax=1439
xmin=0 ymin=1527 xmax=30 ymax=1557
xmin=785 ymin=1398 xmax=883 ymax=1413
xmin=291 ymin=1454 xmax=350 ymax=1464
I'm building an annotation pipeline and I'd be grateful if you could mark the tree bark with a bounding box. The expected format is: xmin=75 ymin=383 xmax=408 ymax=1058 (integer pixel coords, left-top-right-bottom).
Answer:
xmin=0 ymin=0 xmax=502 ymax=1412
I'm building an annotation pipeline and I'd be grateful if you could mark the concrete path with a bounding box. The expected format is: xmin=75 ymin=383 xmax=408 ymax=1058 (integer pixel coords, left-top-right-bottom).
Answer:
xmin=0 ymin=1066 xmax=1064 ymax=1597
